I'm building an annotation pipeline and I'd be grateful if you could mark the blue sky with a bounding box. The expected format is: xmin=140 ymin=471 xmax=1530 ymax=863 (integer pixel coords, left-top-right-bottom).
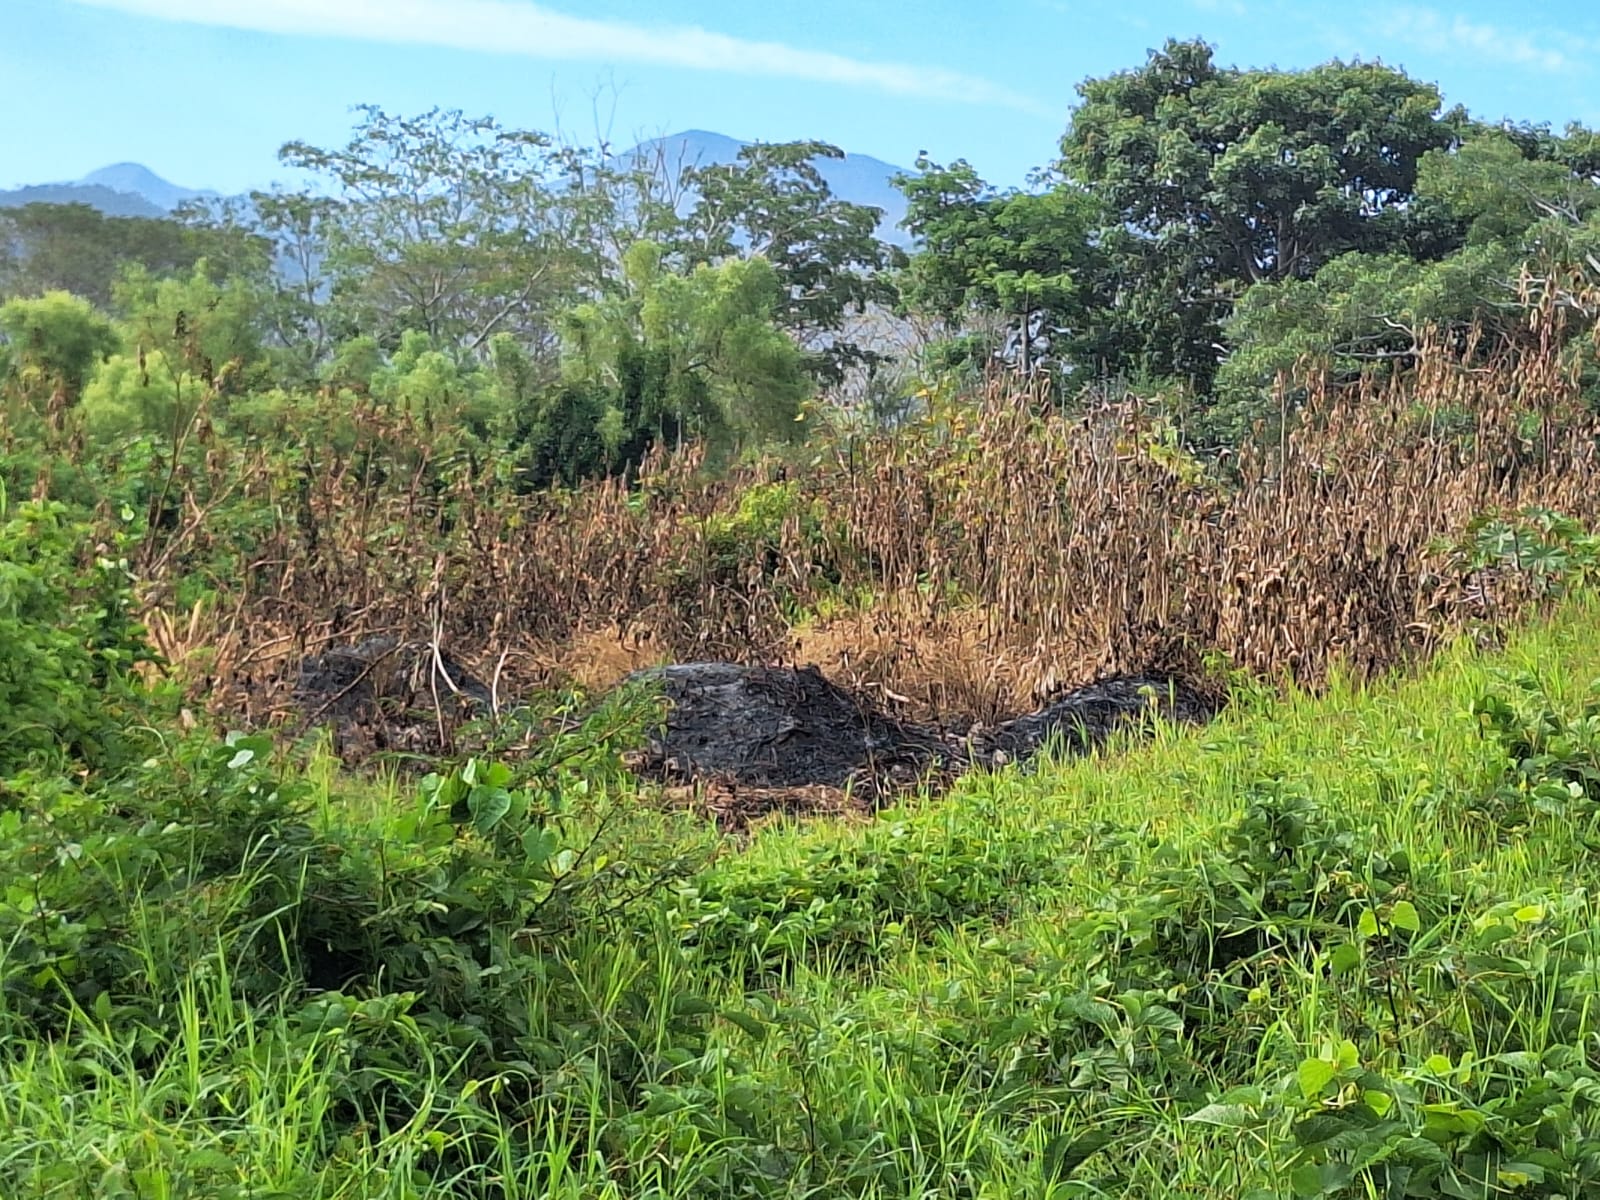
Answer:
xmin=5 ymin=0 xmax=1600 ymax=193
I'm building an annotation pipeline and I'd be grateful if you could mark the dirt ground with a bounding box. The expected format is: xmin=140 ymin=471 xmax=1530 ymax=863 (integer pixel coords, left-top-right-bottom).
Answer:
xmin=291 ymin=636 xmax=492 ymax=758
xmin=292 ymin=641 xmax=1217 ymax=829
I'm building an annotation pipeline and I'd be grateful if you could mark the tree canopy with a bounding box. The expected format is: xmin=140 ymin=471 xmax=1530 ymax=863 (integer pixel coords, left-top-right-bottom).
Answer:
xmin=898 ymin=156 xmax=1106 ymax=378
xmin=1057 ymin=38 xmax=1466 ymax=386
xmin=7 ymin=48 xmax=1600 ymax=476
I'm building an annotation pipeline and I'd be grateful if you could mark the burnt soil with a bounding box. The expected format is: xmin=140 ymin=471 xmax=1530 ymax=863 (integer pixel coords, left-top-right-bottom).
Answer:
xmin=629 ymin=663 xmax=1216 ymax=826
xmin=292 ymin=642 xmax=1218 ymax=828
xmin=291 ymin=635 xmax=493 ymax=759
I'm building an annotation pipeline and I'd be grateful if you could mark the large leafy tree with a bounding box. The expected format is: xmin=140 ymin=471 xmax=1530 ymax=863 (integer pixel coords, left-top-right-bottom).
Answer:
xmin=70 ymin=264 xmax=273 ymax=444
xmin=896 ymin=156 xmax=1105 ymax=377
xmin=0 ymin=291 xmax=118 ymax=428
xmin=1209 ymin=247 xmax=1515 ymax=442
xmin=1419 ymin=128 xmax=1600 ymax=248
xmin=562 ymin=241 xmax=810 ymax=450
xmin=178 ymin=189 xmax=340 ymax=380
xmin=1209 ymin=126 xmax=1600 ymax=442
xmin=179 ymin=113 xmax=898 ymax=407
xmin=278 ymin=107 xmax=590 ymax=364
xmin=674 ymin=141 xmax=895 ymax=384
xmin=498 ymin=241 xmax=811 ymax=487
xmin=1060 ymin=39 xmax=1466 ymax=386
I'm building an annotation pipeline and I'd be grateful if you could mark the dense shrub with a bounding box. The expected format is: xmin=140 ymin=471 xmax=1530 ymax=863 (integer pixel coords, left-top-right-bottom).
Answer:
xmin=0 ymin=497 xmax=153 ymax=777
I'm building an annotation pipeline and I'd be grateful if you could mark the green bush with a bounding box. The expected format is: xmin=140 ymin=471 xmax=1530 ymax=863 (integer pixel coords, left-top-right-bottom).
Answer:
xmin=0 ymin=496 xmax=154 ymax=777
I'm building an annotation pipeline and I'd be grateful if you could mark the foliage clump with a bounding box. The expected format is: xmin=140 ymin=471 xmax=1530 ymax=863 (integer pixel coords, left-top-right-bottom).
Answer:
xmin=0 ymin=497 xmax=152 ymax=776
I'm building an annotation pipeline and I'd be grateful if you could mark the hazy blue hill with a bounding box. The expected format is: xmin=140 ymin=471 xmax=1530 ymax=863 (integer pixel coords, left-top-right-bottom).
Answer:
xmin=0 ymin=182 xmax=165 ymax=218
xmin=0 ymin=162 xmax=208 ymax=218
xmin=78 ymin=163 xmax=208 ymax=210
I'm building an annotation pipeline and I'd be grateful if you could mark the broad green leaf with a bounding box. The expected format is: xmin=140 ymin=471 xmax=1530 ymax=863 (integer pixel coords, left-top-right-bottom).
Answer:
xmin=1290 ymin=1162 xmax=1348 ymax=1197
xmin=1390 ymin=900 xmax=1420 ymax=933
xmin=468 ymin=786 xmax=512 ymax=834
xmin=1329 ymin=943 xmax=1362 ymax=975
xmin=521 ymin=827 xmax=558 ymax=865
xmin=1499 ymin=1163 xmax=1545 ymax=1186
xmin=1042 ymin=1129 xmax=1114 ymax=1177
xmin=1298 ymin=1057 xmax=1337 ymax=1099
xmin=1185 ymin=1102 xmax=1260 ymax=1128
xmin=719 ymin=1009 xmax=768 ymax=1042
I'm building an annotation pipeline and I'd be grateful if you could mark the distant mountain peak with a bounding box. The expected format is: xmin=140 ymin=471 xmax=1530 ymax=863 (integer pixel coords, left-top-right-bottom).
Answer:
xmin=670 ymin=128 xmax=740 ymax=143
xmin=81 ymin=161 xmax=167 ymax=183
xmin=77 ymin=163 xmax=208 ymax=211
xmin=0 ymin=161 xmax=210 ymax=219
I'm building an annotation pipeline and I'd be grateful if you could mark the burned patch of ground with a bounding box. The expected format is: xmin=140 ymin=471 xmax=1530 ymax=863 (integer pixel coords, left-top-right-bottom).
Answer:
xmin=291 ymin=635 xmax=492 ymax=758
xmin=288 ymin=639 xmax=1217 ymax=824
xmin=977 ymin=674 xmax=1218 ymax=762
xmin=627 ymin=663 xmax=952 ymax=791
xmin=631 ymin=662 xmax=1219 ymax=826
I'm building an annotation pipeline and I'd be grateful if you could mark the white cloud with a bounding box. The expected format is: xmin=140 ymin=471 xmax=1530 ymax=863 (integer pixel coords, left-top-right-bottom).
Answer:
xmin=1383 ymin=7 xmax=1578 ymax=73
xmin=69 ymin=0 xmax=1050 ymax=113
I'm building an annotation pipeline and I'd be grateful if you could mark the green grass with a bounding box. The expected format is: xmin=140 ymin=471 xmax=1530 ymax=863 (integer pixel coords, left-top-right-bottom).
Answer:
xmin=5 ymin=602 xmax=1600 ymax=1197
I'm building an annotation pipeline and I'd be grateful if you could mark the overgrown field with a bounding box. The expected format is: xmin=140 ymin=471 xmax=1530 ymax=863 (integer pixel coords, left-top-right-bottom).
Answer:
xmin=7 ymin=291 xmax=1600 ymax=1196
xmin=49 ymin=301 xmax=1600 ymax=736
xmin=13 ymin=45 xmax=1600 ymax=1196
xmin=6 ymin=481 xmax=1600 ymax=1196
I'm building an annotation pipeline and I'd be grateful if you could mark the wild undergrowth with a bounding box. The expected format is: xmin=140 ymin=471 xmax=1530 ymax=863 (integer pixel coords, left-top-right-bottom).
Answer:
xmin=58 ymin=286 xmax=1600 ymax=727
xmin=7 ymin=499 xmax=1600 ymax=1197
xmin=8 ymin=317 xmax=1600 ymax=1196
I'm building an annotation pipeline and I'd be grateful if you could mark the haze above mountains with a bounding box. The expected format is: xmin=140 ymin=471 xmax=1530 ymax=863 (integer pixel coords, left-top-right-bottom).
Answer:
xmin=0 ymin=131 xmax=916 ymax=244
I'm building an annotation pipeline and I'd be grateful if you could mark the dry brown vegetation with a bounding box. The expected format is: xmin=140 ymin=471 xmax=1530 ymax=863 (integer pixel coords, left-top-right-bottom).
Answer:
xmin=136 ymin=291 xmax=1600 ymax=729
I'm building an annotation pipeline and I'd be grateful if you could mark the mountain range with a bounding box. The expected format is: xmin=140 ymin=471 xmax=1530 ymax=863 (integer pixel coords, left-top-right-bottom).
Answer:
xmin=0 ymin=132 xmax=915 ymax=244
xmin=0 ymin=162 xmax=210 ymax=218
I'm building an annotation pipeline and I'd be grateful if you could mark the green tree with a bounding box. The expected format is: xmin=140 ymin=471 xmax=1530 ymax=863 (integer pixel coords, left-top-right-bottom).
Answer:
xmin=511 ymin=241 xmax=809 ymax=483
xmin=0 ymin=203 xmax=259 ymax=311
xmin=1213 ymin=127 xmax=1600 ymax=442
xmin=0 ymin=291 xmax=118 ymax=432
xmin=675 ymin=141 xmax=896 ymax=384
xmin=61 ymin=263 xmax=271 ymax=444
xmin=1060 ymin=38 xmax=1465 ymax=386
xmin=178 ymin=189 xmax=339 ymax=380
xmin=1210 ymin=247 xmax=1515 ymax=443
xmin=1419 ymin=129 xmax=1600 ymax=246
xmin=500 ymin=343 xmax=700 ymax=490
xmin=114 ymin=262 xmax=267 ymax=385
xmin=370 ymin=328 xmax=497 ymax=437
xmin=78 ymin=349 xmax=209 ymax=443
xmin=897 ymin=156 xmax=1105 ymax=378
xmin=279 ymin=106 xmax=588 ymax=363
